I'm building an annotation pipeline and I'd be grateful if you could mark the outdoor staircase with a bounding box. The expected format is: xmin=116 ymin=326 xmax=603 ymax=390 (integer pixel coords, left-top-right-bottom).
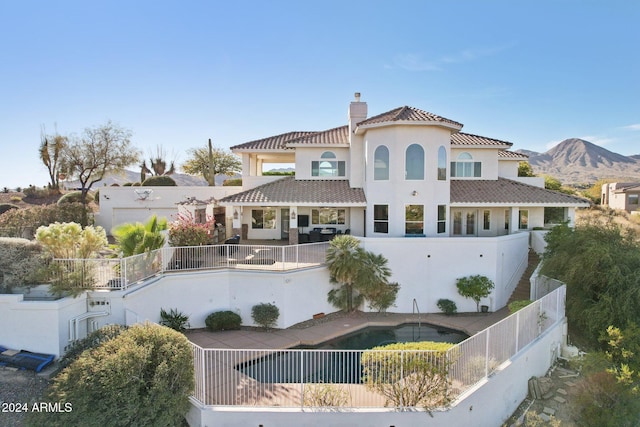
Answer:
xmin=507 ymin=250 xmax=540 ymax=305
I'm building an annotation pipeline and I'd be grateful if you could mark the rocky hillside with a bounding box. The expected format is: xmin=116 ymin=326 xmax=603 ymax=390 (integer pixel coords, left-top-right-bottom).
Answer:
xmin=518 ymin=138 xmax=640 ymax=185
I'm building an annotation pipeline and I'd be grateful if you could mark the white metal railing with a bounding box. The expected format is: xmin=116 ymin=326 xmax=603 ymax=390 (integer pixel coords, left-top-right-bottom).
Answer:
xmin=50 ymin=242 xmax=330 ymax=291
xmin=190 ymin=286 xmax=566 ymax=409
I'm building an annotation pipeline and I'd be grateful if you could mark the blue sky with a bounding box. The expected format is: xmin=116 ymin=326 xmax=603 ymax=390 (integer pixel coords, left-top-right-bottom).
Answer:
xmin=1 ymin=0 xmax=639 ymax=189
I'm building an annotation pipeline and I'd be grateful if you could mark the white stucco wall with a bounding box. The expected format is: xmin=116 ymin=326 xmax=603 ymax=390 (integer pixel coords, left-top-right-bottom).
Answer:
xmin=96 ymin=186 xmax=242 ymax=234
xmin=0 ymin=293 xmax=87 ymax=357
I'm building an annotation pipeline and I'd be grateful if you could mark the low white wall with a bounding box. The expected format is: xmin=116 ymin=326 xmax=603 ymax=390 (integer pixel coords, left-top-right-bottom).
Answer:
xmin=530 ymin=230 xmax=548 ymax=254
xmin=188 ymin=319 xmax=565 ymax=427
xmin=0 ymin=293 xmax=87 ymax=357
xmin=94 ymin=268 xmax=335 ymax=330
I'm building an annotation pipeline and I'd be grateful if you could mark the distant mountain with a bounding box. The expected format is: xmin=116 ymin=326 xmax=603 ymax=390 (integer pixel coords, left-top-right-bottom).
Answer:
xmin=63 ymin=170 xmax=239 ymax=189
xmin=516 ymin=138 xmax=640 ymax=184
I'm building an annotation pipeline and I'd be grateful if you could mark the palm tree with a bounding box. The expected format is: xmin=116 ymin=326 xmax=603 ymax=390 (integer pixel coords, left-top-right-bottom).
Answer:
xmin=325 ymin=235 xmax=364 ymax=312
xmin=112 ymin=215 xmax=167 ymax=257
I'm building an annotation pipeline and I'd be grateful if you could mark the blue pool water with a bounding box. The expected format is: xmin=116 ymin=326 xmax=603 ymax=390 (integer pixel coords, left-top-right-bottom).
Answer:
xmin=237 ymin=323 xmax=467 ymax=383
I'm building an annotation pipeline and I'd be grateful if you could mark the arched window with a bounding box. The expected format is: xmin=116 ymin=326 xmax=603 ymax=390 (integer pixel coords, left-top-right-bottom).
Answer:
xmin=321 ymin=151 xmax=336 ymax=159
xmin=405 ymin=144 xmax=424 ymax=180
xmin=437 ymin=146 xmax=447 ymax=180
xmin=312 ymin=151 xmax=345 ymax=176
xmin=451 ymin=152 xmax=481 ymax=177
xmin=374 ymin=145 xmax=389 ymax=180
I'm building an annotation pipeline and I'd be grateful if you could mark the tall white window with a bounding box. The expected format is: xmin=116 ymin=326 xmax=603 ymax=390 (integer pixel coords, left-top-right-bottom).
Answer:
xmin=519 ymin=210 xmax=529 ymax=229
xmin=374 ymin=205 xmax=389 ymax=233
xmin=252 ymin=208 xmax=276 ymax=229
xmin=437 ymin=146 xmax=447 ymax=180
xmin=405 ymin=205 xmax=424 ymax=235
xmin=405 ymin=144 xmax=424 ymax=180
xmin=374 ymin=145 xmax=389 ymax=180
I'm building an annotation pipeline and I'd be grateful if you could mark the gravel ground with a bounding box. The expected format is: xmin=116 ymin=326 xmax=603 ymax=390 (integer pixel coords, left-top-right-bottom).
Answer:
xmin=0 ymin=367 xmax=50 ymax=427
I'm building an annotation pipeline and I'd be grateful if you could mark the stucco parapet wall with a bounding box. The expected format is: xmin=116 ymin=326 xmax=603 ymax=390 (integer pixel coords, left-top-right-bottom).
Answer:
xmin=0 ymin=292 xmax=87 ymax=309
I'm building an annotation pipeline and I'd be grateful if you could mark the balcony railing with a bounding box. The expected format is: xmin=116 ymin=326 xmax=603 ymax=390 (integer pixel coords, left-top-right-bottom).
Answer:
xmin=50 ymin=242 xmax=330 ymax=290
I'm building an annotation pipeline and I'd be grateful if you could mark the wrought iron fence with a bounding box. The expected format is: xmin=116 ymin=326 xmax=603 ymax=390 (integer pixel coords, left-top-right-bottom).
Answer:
xmin=190 ymin=286 xmax=566 ymax=409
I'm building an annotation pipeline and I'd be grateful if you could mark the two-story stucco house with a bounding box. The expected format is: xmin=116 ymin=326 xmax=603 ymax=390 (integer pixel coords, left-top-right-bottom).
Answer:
xmin=601 ymin=182 xmax=640 ymax=213
xmin=219 ymin=93 xmax=588 ymax=244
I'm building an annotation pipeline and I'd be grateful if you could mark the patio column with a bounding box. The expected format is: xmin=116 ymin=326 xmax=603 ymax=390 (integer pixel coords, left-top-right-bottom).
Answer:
xmin=566 ymin=207 xmax=576 ymax=228
xmin=510 ymin=207 xmax=520 ymax=234
xmin=289 ymin=206 xmax=298 ymax=245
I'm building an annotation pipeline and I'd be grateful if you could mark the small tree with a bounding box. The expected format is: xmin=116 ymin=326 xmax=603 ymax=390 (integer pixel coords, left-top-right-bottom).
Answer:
xmin=456 ymin=275 xmax=495 ymax=312
xmin=39 ymin=128 xmax=67 ymax=192
xmin=28 ymin=323 xmax=194 ymax=427
xmin=182 ymin=140 xmax=241 ymax=186
xmin=60 ymin=121 xmax=139 ymax=226
xmin=517 ymin=161 xmax=536 ymax=177
xmin=168 ymin=212 xmax=214 ymax=247
xmin=361 ymin=341 xmax=455 ymax=411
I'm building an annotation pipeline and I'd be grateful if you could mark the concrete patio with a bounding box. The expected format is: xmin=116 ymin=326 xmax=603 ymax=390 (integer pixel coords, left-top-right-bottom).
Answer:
xmin=186 ymin=308 xmax=511 ymax=350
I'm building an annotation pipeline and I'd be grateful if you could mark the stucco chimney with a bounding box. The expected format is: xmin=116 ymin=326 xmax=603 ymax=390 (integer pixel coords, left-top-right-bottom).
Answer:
xmin=348 ymin=92 xmax=367 ymax=136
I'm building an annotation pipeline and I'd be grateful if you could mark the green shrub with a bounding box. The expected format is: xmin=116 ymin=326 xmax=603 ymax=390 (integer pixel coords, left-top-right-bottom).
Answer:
xmin=142 ymin=175 xmax=177 ymax=186
xmin=205 ymin=310 xmax=242 ymax=331
xmin=58 ymin=324 xmax=127 ymax=370
xmin=361 ymin=341 xmax=455 ymax=410
xmin=251 ymin=303 xmax=280 ymax=329
xmin=223 ymin=178 xmax=242 ymax=186
xmin=0 ymin=237 xmax=48 ymax=293
xmin=508 ymin=299 xmax=533 ymax=313
xmin=123 ymin=182 xmax=134 ymax=186
xmin=159 ymin=308 xmax=190 ymax=332
xmin=27 ymin=323 xmax=194 ymax=427
xmin=10 ymin=196 xmax=22 ymax=202
xmin=437 ymin=298 xmax=457 ymax=315
xmin=303 ymin=382 xmax=350 ymax=407
xmin=93 ymin=189 xmax=100 ymax=204
xmin=57 ymin=191 xmax=84 ymax=205
xmin=23 ymin=186 xmax=55 ymax=199
xmin=0 ymin=203 xmax=19 ymax=215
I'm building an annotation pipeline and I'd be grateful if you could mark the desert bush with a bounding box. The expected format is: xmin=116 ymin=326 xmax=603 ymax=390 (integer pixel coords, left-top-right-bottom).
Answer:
xmin=36 ymin=222 xmax=108 ymax=259
xmin=159 ymin=308 xmax=190 ymax=333
xmin=57 ymin=191 xmax=84 ymax=205
xmin=58 ymin=324 xmax=127 ymax=370
xmin=570 ymin=370 xmax=640 ymax=427
xmin=27 ymin=323 xmax=194 ymax=427
xmin=0 ymin=202 xmax=93 ymax=231
xmin=223 ymin=178 xmax=242 ymax=186
xmin=0 ymin=203 xmax=19 ymax=215
xmin=303 ymin=383 xmax=350 ymax=407
xmin=251 ymin=303 xmax=280 ymax=329
xmin=205 ymin=310 xmax=242 ymax=331
xmin=93 ymin=189 xmax=100 ymax=204
xmin=142 ymin=175 xmax=177 ymax=186
xmin=508 ymin=299 xmax=533 ymax=313
xmin=437 ymin=298 xmax=457 ymax=315
xmin=0 ymin=237 xmax=48 ymax=293
xmin=23 ymin=185 xmax=56 ymax=199
xmin=361 ymin=341 xmax=455 ymax=410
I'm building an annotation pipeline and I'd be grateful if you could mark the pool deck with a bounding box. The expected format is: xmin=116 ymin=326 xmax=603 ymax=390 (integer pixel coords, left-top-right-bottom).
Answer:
xmin=186 ymin=308 xmax=511 ymax=350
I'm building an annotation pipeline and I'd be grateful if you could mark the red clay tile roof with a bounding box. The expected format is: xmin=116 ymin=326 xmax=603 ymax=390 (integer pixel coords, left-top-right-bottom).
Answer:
xmin=230 ymin=131 xmax=314 ymax=151
xmin=218 ymin=176 xmax=366 ymax=206
xmin=498 ymin=150 xmax=529 ymax=160
xmin=357 ymin=106 xmax=463 ymax=128
xmin=450 ymin=178 xmax=591 ymax=206
xmin=286 ymin=126 xmax=349 ymax=146
xmin=451 ymin=132 xmax=513 ymax=147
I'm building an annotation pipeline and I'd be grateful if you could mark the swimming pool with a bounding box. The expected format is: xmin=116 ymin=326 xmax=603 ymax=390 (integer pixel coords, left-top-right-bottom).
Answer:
xmin=236 ymin=323 xmax=467 ymax=383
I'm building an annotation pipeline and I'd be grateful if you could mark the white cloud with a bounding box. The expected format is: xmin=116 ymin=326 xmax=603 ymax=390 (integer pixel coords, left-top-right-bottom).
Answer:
xmin=391 ymin=43 xmax=516 ymax=72
xmin=623 ymin=123 xmax=640 ymax=131
xmin=579 ymin=135 xmax=614 ymax=147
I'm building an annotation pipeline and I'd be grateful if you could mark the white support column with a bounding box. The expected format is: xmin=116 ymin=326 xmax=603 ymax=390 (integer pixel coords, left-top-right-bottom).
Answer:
xmin=566 ymin=207 xmax=576 ymax=228
xmin=510 ymin=207 xmax=520 ymax=234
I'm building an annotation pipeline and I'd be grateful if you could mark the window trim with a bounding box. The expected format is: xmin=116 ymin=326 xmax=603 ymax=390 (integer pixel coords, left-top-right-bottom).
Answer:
xmin=437 ymin=146 xmax=447 ymax=180
xmin=311 ymin=208 xmax=346 ymax=225
xmin=483 ymin=210 xmax=491 ymax=230
xmin=437 ymin=205 xmax=446 ymax=234
xmin=519 ymin=210 xmax=529 ymax=230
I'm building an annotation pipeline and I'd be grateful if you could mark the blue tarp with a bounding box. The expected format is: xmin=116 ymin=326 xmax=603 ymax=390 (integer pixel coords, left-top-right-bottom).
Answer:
xmin=0 ymin=345 xmax=55 ymax=372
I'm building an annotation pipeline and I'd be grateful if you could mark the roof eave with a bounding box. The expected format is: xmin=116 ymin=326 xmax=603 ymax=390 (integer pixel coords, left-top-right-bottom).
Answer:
xmin=354 ymin=121 xmax=463 ymax=135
